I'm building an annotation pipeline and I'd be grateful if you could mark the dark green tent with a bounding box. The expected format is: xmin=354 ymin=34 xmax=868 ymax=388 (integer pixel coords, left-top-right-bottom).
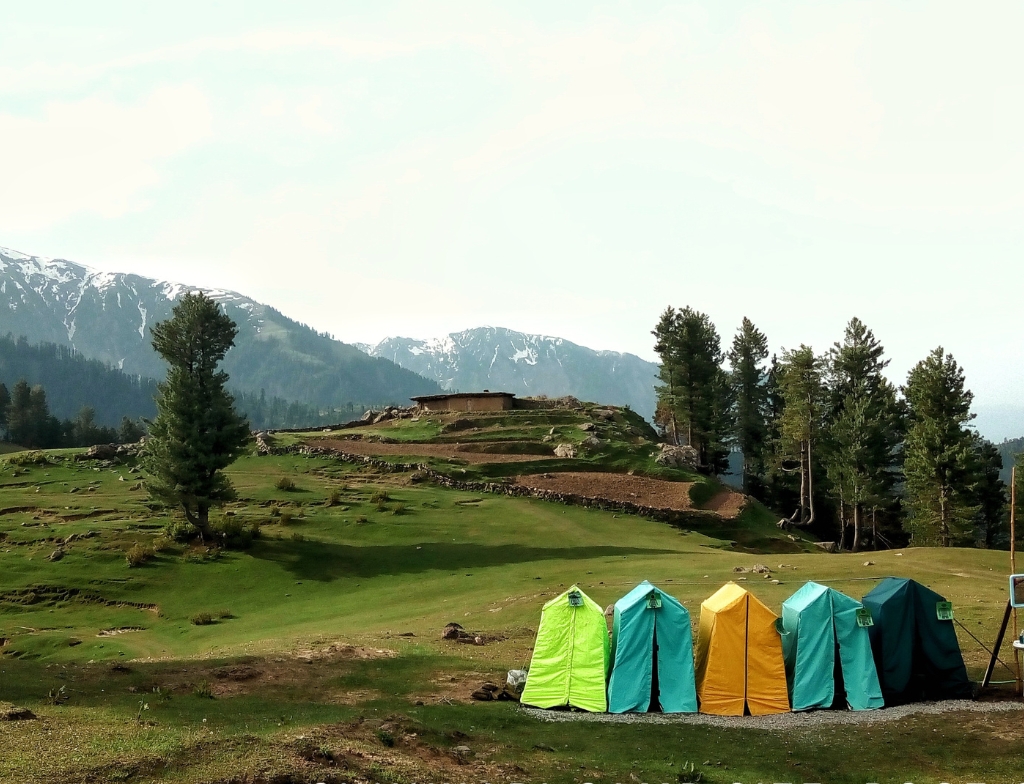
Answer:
xmin=861 ymin=578 xmax=972 ymax=705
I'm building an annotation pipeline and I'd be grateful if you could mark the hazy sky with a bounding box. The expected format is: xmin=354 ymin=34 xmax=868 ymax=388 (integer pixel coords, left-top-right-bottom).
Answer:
xmin=2 ymin=2 xmax=1022 ymax=421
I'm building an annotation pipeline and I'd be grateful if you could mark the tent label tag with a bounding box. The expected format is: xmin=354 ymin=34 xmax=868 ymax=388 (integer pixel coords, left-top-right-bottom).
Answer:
xmin=936 ymin=601 xmax=953 ymax=621
xmin=646 ymin=593 xmax=662 ymax=609
xmin=568 ymin=591 xmax=583 ymax=607
xmin=856 ymin=608 xmax=874 ymax=627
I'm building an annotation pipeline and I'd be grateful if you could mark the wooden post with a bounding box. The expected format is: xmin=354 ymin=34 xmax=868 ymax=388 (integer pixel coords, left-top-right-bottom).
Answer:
xmin=1012 ymin=466 xmax=1021 ymax=696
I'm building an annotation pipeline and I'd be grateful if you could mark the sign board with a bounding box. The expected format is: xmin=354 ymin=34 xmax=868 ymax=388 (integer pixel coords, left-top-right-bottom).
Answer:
xmin=1009 ymin=574 xmax=1024 ymax=608
xmin=936 ymin=601 xmax=954 ymax=621
xmin=856 ymin=607 xmax=874 ymax=628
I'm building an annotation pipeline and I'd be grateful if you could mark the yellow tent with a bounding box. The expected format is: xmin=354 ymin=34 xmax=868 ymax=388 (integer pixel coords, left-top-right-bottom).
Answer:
xmin=694 ymin=582 xmax=790 ymax=716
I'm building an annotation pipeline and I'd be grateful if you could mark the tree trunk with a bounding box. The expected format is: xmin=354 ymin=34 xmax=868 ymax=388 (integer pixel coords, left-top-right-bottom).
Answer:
xmin=939 ymin=489 xmax=949 ymax=547
xmin=852 ymin=503 xmax=860 ymax=553
xmin=799 ymin=441 xmax=808 ymax=524
xmin=837 ymin=496 xmax=847 ymax=552
xmin=805 ymin=439 xmax=816 ymax=525
xmin=871 ymin=507 xmax=877 ymax=550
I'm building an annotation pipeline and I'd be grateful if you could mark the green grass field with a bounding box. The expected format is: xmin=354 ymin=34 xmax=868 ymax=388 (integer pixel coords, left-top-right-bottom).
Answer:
xmin=2 ymin=440 xmax=1024 ymax=783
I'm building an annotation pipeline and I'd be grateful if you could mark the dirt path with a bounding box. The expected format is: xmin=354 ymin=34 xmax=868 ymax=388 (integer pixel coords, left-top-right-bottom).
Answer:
xmin=316 ymin=438 xmax=556 ymax=464
xmin=514 ymin=472 xmax=745 ymax=518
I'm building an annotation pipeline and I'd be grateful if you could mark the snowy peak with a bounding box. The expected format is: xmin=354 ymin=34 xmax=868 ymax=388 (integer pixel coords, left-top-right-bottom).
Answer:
xmin=0 ymin=245 xmax=441 ymax=407
xmin=365 ymin=326 xmax=658 ymax=418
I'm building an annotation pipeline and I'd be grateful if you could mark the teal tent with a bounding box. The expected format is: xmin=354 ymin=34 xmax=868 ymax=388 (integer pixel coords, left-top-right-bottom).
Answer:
xmin=607 ymin=581 xmax=697 ymax=713
xmin=861 ymin=578 xmax=972 ymax=705
xmin=781 ymin=582 xmax=883 ymax=711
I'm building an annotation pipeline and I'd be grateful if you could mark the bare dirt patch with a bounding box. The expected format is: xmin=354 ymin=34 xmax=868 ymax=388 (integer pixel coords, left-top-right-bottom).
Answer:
xmin=317 ymin=438 xmax=556 ymax=464
xmin=515 ymin=472 xmax=746 ymax=518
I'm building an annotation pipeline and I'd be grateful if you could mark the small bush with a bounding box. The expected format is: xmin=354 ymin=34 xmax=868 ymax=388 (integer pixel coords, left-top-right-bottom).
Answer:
xmin=291 ymin=532 xmax=305 ymax=542
xmin=355 ymin=515 xmax=369 ymax=524
xmin=376 ymin=729 xmax=395 ymax=747
xmin=193 ymin=681 xmax=213 ymax=699
xmin=152 ymin=535 xmax=174 ymax=553
xmin=376 ymin=499 xmax=389 ymax=513
xmin=279 ymin=511 xmax=294 ymax=526
xmin=126 ymin=543 xmax=155 ymax=568
xmin=165 ymin=520 xmax=199 ymax=543
xmin=270 ymin=506 xmax=281 ymax=518
xmin=214 ymin=516 xmax=257 ymax=549
xmin=370 ymin=489 xmax=390 ymax=504
xmin=191 ymin=612 xmax=214 ymax=626
xmin=688 ymin=481 xmax=718 ymax=509
xmin=326 ymin=488 xmax=342 ymax=507
xmin=46 ymin=685 xmax=69 ymax=706
xmin=249 ymin=521 xmax=262 ymax=540
xmin=275 ymin=477 xmax=296 ymax=492
xmin=391 ymin=503 xmax=406 ymax=516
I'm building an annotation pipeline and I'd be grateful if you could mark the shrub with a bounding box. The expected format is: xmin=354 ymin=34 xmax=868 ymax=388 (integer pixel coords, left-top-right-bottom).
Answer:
xmin=376 ymin=499 xmax=389 ymax=513
xmin=190 ymin=612 xmax=214 ymax=626
xmin=126 ymin=543 xmax=155 ymax=568
xmin=249 ymin=521 xmax=262 ymax=540
xmin=376 ymin=729 xmax=395 ymax=747
xmin=291 ymin=532 xmax=305 ymax=542
xmin=275 ymin=477 xmax=296 ymax=492
xmin=688 ymin=481 xmax=718 ymax=509
xmin=152 ymin=535 xmax=174 ymax=553
xmin=214 ymin=516 xmax=256 ymax=549
xmin=370 ymin=489 xmax=390 ymax=504
xmin=270 ymin=506 xmax=281 ymax=518
xmin=279 ymin=511 xmax=294 ymax=526
xmin=355 ymin=515 xmax=369 ymax=524
xmin=391 ymin=503 xmax=406 ymax=516
xmin=193 ymin=680 xmax=213 ymax=699
xmin=165 ymin=520 xmax=199 ymax=543
xmin=327 ymin=488 xmax=342 ymax=507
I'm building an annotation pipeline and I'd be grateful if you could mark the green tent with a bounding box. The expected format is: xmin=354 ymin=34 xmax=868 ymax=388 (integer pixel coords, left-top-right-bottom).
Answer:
xmin=861 ymin=577 xmax=972 ymax=705
xmin=781 ymin=582 xmax=884 ymax=711
xmin=520 ymin=585 xmax=609 ymax=712
xmin=607 ymin=581 xmax=697 ymax=713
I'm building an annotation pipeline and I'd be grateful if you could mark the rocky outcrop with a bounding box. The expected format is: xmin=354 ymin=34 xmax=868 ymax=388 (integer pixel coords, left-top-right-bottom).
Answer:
xmin=655 ymin=444 xmax=699 ymax=469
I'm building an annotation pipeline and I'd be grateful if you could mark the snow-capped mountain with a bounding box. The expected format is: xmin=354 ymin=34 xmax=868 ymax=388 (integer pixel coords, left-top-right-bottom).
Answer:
xmin=365 ymin=327 xmax=659 ymax=419
xmin=0 ymin=246 xmax=440 ymax=407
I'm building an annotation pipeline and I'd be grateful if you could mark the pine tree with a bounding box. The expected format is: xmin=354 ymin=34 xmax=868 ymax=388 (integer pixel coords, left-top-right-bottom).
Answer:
xmin=728 ymin=318 xmax=770 ymax=495
xmin=776 ymin=346 xmax=825 ymax=526
xmin=903 ymin=348 xmax=978 ymax=546
xmin=652 ymin=307 xmax=732 ymax=473
xmin=969 ymin=434 xmax=1006 ymax=548
xmin=823 ymin=318 xmax=904 ymax=551
xmin=142 ymin=293 xmax=250 ymax=540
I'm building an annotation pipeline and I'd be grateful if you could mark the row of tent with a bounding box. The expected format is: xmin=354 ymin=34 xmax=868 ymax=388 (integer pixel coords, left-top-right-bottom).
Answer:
xmin=520 ymin=578 xmax=972 ymax=715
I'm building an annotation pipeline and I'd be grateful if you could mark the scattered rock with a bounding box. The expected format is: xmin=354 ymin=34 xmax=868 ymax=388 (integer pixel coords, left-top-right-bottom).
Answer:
xmin=751 ymin=564 xmax=772 ymax=574
xmin=441 ymin=622 xmax=465 ymax=640
xmin=592 ymin=409 xmax=616 ymax=421
xmin=863 ymin=560 xmax=875 ymax=567
xmin=771 ymin=579 xmax=781 ymax=585
xmin=452 ymin=745 xmax=473 ymax=762
xmin=47 ymin=548 xmax=64 ymax=562
xmin=604 ymin=604 xmax=615 ymax=617
xmin=815 ymin=541 xmax=838 ymax=553
xmin=554 ymin=444 xmax=577 ymax=459
xmin=579 ymin=422 xmax=596 ymax=432
xmin=579 ymin=435 xmax=601 ymax=450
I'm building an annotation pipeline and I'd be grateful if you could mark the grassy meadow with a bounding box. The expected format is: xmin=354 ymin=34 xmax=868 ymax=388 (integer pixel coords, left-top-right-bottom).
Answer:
xmin=1 ymin=440 xmax=1023 ymax=783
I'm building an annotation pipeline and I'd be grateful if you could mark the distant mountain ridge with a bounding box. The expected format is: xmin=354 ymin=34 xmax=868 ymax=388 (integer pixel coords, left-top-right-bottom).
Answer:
xmin=0 ymin=246 xmax=441 ymax=408
xmin=363 ymin=326 xmax=659 ymax=419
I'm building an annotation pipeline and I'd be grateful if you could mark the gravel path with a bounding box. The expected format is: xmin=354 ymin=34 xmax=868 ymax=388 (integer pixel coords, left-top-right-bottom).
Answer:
xmin=523 ymin=699 xmax=1024 ymax=730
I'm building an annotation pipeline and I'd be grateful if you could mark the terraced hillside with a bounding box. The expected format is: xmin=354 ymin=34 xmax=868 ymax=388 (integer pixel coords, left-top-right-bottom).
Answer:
xmin=282 ymin=400 xmax=798 ymax=552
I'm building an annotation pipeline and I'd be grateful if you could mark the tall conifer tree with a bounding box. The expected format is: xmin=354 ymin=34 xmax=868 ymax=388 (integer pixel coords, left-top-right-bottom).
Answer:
xmin=142 ymin=293 xmax=250 ymax=540
xmin=902 ymin=348 xmax=978 ymax=546
xmin=728 ymin=318 xmax=770 ymax=495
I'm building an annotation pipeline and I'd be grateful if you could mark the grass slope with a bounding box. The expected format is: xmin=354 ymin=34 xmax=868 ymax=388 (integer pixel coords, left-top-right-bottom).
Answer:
xmin=0 ymin=446 xmax=1022 ymax=782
